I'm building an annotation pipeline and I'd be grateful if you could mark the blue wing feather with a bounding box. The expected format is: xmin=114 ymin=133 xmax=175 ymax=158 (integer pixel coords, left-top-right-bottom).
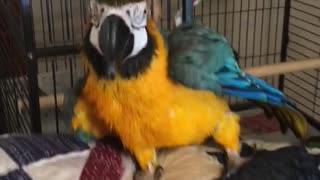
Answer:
xmin=166 ymin=23 xmax=319 ymax=138
xmin=222 ymin=88 xmax=268 ymax=100
xmin=219 ymin=78 xmax=252 ymax=88
xmin=215 ymin=72 xmax=239 ymax=79
xmin=167 ymin=24 xmax=290 ymax=107
xmin=216 ymin=65 xmax=288 ymax=106
xmin=245 ymin=74 xmax=284 ymax=96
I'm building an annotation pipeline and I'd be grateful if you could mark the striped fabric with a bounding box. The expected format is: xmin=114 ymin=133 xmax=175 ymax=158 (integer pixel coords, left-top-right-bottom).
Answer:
xmin=0 ymin=134 xmax=136 ymax=180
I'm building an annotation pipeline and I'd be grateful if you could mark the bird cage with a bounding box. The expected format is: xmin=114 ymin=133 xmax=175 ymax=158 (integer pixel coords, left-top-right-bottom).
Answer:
xmin=0 ymin=0 xmax=319 ymax=134
xmin=0 ymin=0 xmax=40 ymax=133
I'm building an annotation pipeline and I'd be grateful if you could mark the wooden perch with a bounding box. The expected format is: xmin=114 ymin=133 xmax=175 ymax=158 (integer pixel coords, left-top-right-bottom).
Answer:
xmin=244 ymin=58 xmax=320 ymax=78
xmin=18 ymin=94 xmax=64 ymax=113
xmin=18 ymin=58 xmax=320 ymax=112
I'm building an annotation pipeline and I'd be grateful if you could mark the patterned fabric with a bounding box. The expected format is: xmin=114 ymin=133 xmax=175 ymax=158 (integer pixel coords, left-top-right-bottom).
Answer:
xmin=0 ymin=169 xmax=32 ymax=180
xmin=241 ymin=114 xmax=280 ymax=135
xmin=0 ymin=134 xmax=90 ymax=180
xmin=0 ymin=135 xmax=89 ymax=166
xmin=0 ymin=134 xmax=136 ymax=180
xmin=80 ymin=142 xmax=123 ymax=180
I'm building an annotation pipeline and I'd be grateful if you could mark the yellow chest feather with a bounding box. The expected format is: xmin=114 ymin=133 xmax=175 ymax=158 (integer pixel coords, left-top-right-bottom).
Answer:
xmin=80 ymin=20 xmax=239 ymax=151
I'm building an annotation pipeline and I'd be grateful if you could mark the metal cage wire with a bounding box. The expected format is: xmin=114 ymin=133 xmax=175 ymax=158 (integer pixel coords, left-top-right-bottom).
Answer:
xmin=0 ymin=0 xmax=34 ymax=133
xmin=284 ymin=0 xmax=320 ymax=120
xmin=0 ymin=0 xmax=319 ymax=134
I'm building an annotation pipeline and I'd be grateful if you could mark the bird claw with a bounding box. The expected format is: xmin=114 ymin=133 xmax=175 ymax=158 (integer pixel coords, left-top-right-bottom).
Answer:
xmin=226 ymin=149 xmax=245 ymax=167
xmin=154 ymin=165 xmax=164 ymax=179
xmin=147 ymin=162 xmax=163 ymax=176
xmin=225 ymin=149 xmax=247 ymax=177
xmin=147 ymin=155 xmax=159 ymax=174
xmin=147 ymin=162 xmax=156 ymax=174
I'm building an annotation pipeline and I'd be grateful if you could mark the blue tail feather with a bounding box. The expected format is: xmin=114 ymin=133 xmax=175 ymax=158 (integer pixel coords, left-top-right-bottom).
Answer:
xmin=266 ymin=93 xmax=285 ymax=105
xmin=244 ymin=74 xmax=284 ymax=97
xmin=219 ymin=78 xmax=251 ymax=88
xmin=222 ymin=88 xmax=268 ymax=100
xmin=218 ymin=71 xmax=289 ymax=107
xmin=215 ymin=72 xmax=239 ymax=79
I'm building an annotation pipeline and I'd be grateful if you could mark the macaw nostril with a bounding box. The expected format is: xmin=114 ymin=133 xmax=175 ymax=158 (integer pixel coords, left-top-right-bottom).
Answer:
xmin=107 ymin=70 xmax=116 ymax=80
xmin=104 ymin=59 xmax=116 ymax=80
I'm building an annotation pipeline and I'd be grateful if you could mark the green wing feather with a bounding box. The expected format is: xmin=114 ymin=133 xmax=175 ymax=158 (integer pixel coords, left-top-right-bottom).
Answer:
xmin=167 ymin=24 xmax=231 ymax=93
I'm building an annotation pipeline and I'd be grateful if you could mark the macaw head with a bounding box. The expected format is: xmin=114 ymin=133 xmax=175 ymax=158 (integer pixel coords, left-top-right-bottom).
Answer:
xmin=85 ymin=0 xmax=155 ymax=80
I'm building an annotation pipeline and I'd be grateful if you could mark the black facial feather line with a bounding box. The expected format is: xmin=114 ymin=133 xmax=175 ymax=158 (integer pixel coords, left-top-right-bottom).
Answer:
xmin=83 ymin=28 xmax=156 ymax=79
xmin=97 ymin=0 xmax=144 ymax=6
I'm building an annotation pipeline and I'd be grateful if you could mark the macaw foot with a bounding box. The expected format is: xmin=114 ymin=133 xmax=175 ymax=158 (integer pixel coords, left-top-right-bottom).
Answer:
xmin=134 ymin=164 xmax=163 ymax=180
xmin=147 ymin=160 xmax=158 ymax=174
xmin=134 ymin=148 xmax=158 ymax=173
xmin=225 ymin=149 xmax=248 ymax=177
xmin=147 ymin=163 xmax=163 ymax=179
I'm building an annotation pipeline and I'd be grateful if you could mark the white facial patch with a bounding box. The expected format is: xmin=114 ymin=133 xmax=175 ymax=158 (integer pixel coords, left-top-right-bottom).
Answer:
xmin=89 ymin=25 xmax=103 ymax=54
xmin=127 ymin=26 xmax=148 ymax=59
xmin=89 ymin=1 xmax=148 ymax=58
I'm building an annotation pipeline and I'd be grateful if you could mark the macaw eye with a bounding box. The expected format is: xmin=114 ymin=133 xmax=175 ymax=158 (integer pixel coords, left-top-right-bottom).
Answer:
xmin=126 ymin=2 xmax=147 ymax=29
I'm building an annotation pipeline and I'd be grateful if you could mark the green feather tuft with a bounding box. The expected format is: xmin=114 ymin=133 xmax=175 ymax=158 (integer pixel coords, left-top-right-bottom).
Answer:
xmin=75 ymin=129 xmax=96 ymax=144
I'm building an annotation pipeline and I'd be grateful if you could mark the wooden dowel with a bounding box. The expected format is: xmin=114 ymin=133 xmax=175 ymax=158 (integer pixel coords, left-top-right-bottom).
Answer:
xmin=18 ymin=58 xmax=320 ymax=112
xmin=244 ymin=58 xmax=320 ymax=77
xmin=18 ymin=94 xmax=64 ymax=113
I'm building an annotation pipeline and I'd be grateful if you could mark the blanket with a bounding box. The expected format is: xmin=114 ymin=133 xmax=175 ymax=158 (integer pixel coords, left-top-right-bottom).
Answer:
xmin=0 ymin=134 xmax=135 ymax=180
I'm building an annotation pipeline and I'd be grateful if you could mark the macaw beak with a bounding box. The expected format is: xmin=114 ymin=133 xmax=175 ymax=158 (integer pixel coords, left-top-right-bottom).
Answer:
xmin=98 ymin=15 xmax=133 ymax=80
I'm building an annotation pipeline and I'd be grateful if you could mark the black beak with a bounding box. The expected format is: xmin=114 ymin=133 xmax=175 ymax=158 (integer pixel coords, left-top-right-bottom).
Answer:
xmin=99 ymin=15 xmax=133 ymax=80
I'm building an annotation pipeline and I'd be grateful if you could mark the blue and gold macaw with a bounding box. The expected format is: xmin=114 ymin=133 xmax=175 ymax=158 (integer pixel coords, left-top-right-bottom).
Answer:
xmin=61 ymin=0 xmax=319 ymax=172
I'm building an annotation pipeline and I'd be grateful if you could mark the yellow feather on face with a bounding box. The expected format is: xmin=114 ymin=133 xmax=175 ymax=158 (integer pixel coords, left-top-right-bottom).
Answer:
xmin=74 ymin=17 xmax=241 ymax=170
